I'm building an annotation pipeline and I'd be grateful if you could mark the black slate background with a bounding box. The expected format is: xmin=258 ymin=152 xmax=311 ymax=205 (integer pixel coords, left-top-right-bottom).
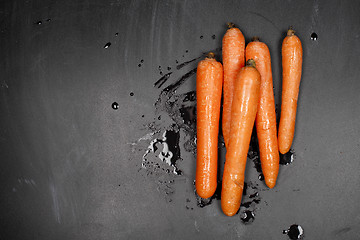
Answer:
xmin=1 ymin=0 xmax=360 ymax=239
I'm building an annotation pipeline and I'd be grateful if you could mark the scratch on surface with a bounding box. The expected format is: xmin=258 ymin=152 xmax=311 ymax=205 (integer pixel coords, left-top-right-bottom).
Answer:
xmin=50 ymin=182 xmax=61 ymax=223
xmin=30 ymin=52 xmax=47 ymax=71
xmin=123 ymin=0 xmax=140 ymax=80
xmin=127 ymin=131 xmax=159 ymax=146
xmin=149 ymin=0 xmax=160 ymax=60
xmin=247 ymin=11 xmax=280 ymax=31
xmin=1 ymin=81 xmax=8 ymax=88
xmin=138 ymin=131 xmax=158 ymax=141
xmin=17 ymin=177 xmax=37 ymax=188
xmin=311 ymin=0 xmax=319 ymax=27
xmin=332 ymin=227 xmax=351 ymax=236
xmin=234 ymin=223 xmax=246 ymax=239
xmin=194 ymin=220 xmax=200 ymax=232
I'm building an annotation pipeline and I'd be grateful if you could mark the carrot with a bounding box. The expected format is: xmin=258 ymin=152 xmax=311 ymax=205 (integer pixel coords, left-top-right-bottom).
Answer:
xmin=222 ymin=22 xmax=246 ymax=147
xmin=246 ymin=37 xmax=279 ymax=188
xmin=278 ymin=28 xmax=303 ymax=154
xmin=195 ymin=52 xmax=223 ymax=199
xmin=221 ymin=59 xmax=261 ymax=216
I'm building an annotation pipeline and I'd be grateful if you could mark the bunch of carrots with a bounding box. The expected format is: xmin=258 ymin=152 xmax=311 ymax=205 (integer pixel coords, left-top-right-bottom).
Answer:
xmin=195 ymin=23 xmax=303 ymax=216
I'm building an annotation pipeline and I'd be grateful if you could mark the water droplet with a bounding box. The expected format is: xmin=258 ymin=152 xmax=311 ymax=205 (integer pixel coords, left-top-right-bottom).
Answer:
xmin=175 ymin=60 xmax=179 ymax=64
xmin=160 ymin=71 xmax=163 ymax=75
xmin=249 ymin=192 xmax=258 ymax=198
xmin=280 ymin=150 xmax=295 ymax=165
xmin=258 ymin=174 xmax=264 ymax=181
xmin=241 ymin=201 xmax=253 ymax=208
xmin=167 ymin=66 xmax=171 ymax=71
xmin=154 ymin=72 xmax=172 ymax=88
xmin=212 ymin=34 xmax=216 ymax=39
xmin=180 ymin=106 xmax=196 ymax=125
xmin=185 ymin=50 xmax=189 ymax=53
xmin=104 ymin=42 xmax=111 ymax=49
xmin=158 ymin=116 xmax=161 ymax=120
xmin=130 ymin=92 xmax=134 ymax=96
xmin=311 ymin=32 xmax=318 ymax=41
xmin=46 ymin=18 xmax=51 ymax=22
xmin=283 ymin=224 xmax=304 ymax=240
xmin=140 ymin=59 xmax=144 ymax=63
xmin=35 ymin=21 xmax=42 ymax=25
xmin=115 ymin=32 xmax=119 ymax=36
xmin=240 ymin=210 xmax=255 ymax=223
xmin=141 ymin=115 xmax=145 ymax=118
xmin=112 ymin=102 xmax=119 ymax=110
xmin=138 ymin=64 xmax=142 ymax=67
xmin=200 ymin=35 xmax=203 ymax=39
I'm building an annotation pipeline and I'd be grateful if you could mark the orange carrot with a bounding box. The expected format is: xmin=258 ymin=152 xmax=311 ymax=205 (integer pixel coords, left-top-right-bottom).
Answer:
xmin=222 ymin=22 xmax=246 ymax=147
xmin=278 ymin=28 xmax=303 ymax=154
xmin=221 ymin=59 xmax=261 ymax=216
xmin=196 ymin=52 xmax=223 ymax=199
xmin=246 ymin=37 xmax=279 ymax=188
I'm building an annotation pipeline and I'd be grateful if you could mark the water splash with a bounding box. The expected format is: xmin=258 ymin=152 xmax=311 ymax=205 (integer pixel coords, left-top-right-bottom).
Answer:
xmin=104 ymin=42 xmax=111 ymax=49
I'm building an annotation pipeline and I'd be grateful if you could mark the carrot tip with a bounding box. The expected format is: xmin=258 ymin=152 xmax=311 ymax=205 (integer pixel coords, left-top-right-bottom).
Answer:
xmin=206 ymin=52 xmax=215 ymax=59
xmin=287 ymin=27 xmax=296 ymax=36
xmin=265 ymin=179 xmax=276 ymax=189
xmin=227 ymin=22 xmax=236 ymax=29
xmin=246 ymin=59 xmax=256 ymax=68
xmin=251 ymin=36 xmax=260 ymax=42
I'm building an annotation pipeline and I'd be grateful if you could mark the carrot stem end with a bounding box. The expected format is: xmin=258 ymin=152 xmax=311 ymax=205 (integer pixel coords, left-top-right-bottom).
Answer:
xmin=287 ymin=27 xmax=296 ymax=36
xmin=206 ymin=52 xmax=215 ymax=59
xmin=227 ymin=22 xmax=236 ymax=29
xmin=246 ymin=59 xmax=256 ymax=68
xmin=251 ymin=36 xmax=260 ymax=42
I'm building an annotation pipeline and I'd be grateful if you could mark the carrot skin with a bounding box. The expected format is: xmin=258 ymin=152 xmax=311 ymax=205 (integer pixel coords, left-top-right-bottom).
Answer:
xmin=278 ymin=29 xmax=303 ymax=154
xmin=195 ymin=54 xmax=223 ymax=199
xmin=222 ymin=25 xmax=245 ymax=147
xmin=221 ymin=61 xmax=261 ymax=216
xmin=246 ymin=40 xmax=279 ymax=188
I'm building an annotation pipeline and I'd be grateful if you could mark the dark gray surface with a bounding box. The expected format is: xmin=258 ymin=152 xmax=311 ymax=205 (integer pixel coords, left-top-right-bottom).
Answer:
xmin=1 ymin=0 xmax=360 ymax=239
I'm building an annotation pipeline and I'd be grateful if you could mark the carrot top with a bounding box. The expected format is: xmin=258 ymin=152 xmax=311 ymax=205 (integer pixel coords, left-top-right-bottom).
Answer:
xmin=206 ymin=52 xmax=215 ymax=59
xmin=246 ymin=59 xmax=256 ymax=68
xmin=287 ymin=27 xmax=295 ymax=36
xmin=227 ymin=22 xmax=236 ymax=29
xmin=251 ymin=36 xmax=260 ymax=42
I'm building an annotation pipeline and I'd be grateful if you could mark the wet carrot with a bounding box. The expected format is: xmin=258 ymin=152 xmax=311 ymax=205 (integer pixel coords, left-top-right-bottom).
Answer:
xmin=278 ymin=28 xmax=303 ymax=154
xmin=196 ymin=52 xmax=223 ymax=199
xmin=222 ymin=22 xmax=246 ymax=147
xmin=246 ymin=37 xmax=279 ymax=188
xmin=221 ymin=59 xmax=261 ymax=216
